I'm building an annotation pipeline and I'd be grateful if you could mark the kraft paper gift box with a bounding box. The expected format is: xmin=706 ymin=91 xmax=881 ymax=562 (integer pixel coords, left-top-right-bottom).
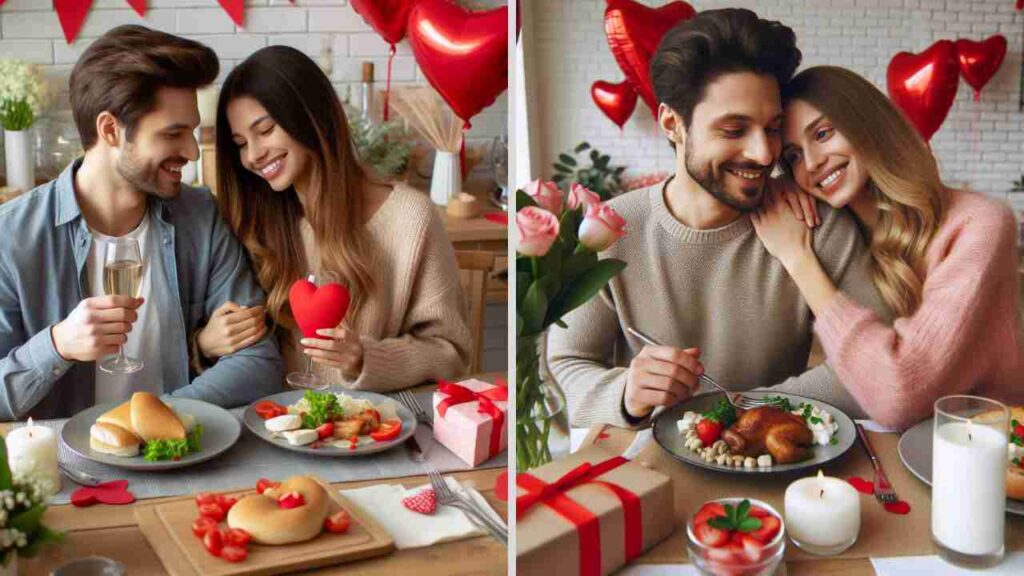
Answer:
xmin=515 ymin=445 xmax=675 ymax=576
xmin=432 ymin=379 xmax=508 ymax=466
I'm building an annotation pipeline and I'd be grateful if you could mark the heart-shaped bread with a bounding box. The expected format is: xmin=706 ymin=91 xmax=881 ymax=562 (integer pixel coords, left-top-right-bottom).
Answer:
xmin=288 ymin=279 xmax=351 ymax=339
xmin=226 ymin=476 xmax=330 ymax=545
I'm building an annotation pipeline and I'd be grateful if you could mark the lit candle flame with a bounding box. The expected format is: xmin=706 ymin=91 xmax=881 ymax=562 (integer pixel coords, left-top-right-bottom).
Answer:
xmin=967 ymin=418 xmax=973 ymax=442
xmin=26 ymin=417 xmax=33 ymax=437
xmin=817 ymin=469 xmax=825 ymax=498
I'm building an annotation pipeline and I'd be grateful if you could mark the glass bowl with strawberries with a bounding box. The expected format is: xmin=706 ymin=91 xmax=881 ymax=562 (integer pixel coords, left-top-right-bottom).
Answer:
xmin=686 ymin=498 xmax=785 ymax=576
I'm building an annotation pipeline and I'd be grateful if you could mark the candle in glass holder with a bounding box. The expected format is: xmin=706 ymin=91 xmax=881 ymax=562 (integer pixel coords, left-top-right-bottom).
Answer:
xmin=5 ymin=418 xmax=60 ymax=498
xmin=785 ymin=470 xmax=860 ymax=555
xmin=932 ymin=398 xmax=1007 ymax=566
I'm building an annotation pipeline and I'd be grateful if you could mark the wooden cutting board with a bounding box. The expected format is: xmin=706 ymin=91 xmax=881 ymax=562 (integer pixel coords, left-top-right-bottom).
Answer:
xmin=135 ymin=476 xmax=394 ymax=576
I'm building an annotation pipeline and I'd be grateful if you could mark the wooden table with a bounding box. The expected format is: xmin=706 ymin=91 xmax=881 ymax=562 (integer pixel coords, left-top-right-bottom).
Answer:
xmin=5 ymin=376 xmax=508 ymax=576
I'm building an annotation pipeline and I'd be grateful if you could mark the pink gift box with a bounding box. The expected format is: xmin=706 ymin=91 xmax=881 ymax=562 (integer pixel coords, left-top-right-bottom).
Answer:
xmin=432 ymin=379 xmax=508 ymax=466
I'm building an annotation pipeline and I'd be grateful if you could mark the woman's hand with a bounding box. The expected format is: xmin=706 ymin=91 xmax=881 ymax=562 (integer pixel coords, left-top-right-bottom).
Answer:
xmin=301 ymin=328 xmax=364 ymax=378
xmin=751 ymin=180 xmax=816 ymax=271
xmin=197 ymin=301 xmax=267 ymax=359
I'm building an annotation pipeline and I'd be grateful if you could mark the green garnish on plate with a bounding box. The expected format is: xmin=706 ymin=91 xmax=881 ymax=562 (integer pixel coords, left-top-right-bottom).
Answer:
xmin=300 ymin=391 xmax=342 ymax=429
xmin=143 ymin=424 xmax=204 ymax=462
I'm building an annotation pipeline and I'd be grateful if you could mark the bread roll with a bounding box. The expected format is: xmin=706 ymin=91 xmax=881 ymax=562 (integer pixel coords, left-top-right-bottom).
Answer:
xmin=89 ymin=422 xmax=140 ymax=457
xmin=130 ymin=392 xmax=185 ymax=441
xmin=227 ymin=476 xmax=330 ymax=545
xmin=96 ymin=400 xmax=133 ymax=431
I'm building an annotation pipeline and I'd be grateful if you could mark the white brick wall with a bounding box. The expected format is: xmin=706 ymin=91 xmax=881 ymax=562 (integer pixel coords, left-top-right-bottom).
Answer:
xmin=529 ymin=0 xmax=1024 ymax=198
xmin=0 ymin=0 xmax=508 ymax=145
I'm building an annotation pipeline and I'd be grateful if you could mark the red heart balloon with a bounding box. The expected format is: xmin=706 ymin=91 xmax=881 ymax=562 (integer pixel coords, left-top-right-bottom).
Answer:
xmin=288 ymin=280 xmax=352 ymax=339
xmin=350 ymin=0 xmax=421 ymax=45
xmin=592 ymin=80 xmax=638 ymax=129
xmin=407 ymin=0 xmax=508 ymax=125
xmin=605 ymin=0 xmax=696 ymax=118
xmin=955 ymin=35 xmax=1007 ymax=100
xmin=886 ymin=40 xmax=960 ymax=142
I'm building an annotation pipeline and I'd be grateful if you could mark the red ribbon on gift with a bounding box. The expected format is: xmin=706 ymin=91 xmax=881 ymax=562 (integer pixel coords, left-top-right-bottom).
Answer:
xmin=437 ymin=380 xmax=508 ymax=459
xmin=515 ymin=456 xmax=642 ymax=576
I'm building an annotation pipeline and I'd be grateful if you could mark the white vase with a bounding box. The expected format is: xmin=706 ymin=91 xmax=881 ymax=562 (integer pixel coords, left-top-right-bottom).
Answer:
xmin=430 ymin=150 xmax=462 ymax=206
xmin=4 ymin=128 xmax=35 ymax=192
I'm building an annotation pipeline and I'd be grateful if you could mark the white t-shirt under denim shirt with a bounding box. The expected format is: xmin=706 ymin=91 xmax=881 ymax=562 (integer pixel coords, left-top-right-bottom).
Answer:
xmin=85 ymin=211 xmax=164 ymax=404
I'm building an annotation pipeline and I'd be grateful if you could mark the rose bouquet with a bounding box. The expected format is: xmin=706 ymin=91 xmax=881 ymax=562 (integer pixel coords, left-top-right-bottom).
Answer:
xmin=516 ymin=180 xmax=627 ymax=469
xmin=0 ymin=438 xmax=62 ymax=571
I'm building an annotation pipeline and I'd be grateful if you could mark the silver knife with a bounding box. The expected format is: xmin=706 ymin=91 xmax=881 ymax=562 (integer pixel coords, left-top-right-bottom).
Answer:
xmin=405 ymin=433 xmax=427 ymax=463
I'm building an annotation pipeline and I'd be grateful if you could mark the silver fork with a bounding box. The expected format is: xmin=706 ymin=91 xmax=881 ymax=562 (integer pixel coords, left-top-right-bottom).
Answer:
xmin=59 ymin=462 xmax=102 ymax=486
xmin=856 ymin=423 xmax=898 ymax=504
xmin=625 ymin=327 xmax=774 ymax=409
xmin=399 ymin=389 xmax=433 ymax=429
xmin=427 ymin=468 xmax=508 ymax=546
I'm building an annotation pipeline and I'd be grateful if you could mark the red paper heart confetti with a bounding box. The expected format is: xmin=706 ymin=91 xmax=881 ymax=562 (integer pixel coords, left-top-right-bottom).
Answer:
xmin=71 ymin=480 xmax=135 ymax=507
xmin=495 ymin=471 xmax=508 ymax=502
xmin=847 ymin=477 xmax=874 ymax=495
xmin=884 ymin=501 xmax=912 ymax=515
xmin=484 ymin=212 xmax=508 ymax=227
xmin=402 ymin=488 xmax=437 ymax=515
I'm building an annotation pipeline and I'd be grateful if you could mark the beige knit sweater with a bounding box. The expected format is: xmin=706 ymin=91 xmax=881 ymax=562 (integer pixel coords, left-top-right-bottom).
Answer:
xmin=282 ymin=184 xmax=472 ymax=391
xmin=547 ymin=181 xmax=892 ymax=428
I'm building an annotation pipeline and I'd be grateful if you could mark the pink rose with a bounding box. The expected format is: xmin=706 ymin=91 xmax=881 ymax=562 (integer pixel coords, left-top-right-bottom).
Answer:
xmin=579 ymin=202 xmax=626 ymax=251
xmin=568 ymin=183 xmax=601 ymax=210
xmin=516 ymin=206 xmax=561 ymax=257
xmin=525 ymin=179 xmax=564 ymax=213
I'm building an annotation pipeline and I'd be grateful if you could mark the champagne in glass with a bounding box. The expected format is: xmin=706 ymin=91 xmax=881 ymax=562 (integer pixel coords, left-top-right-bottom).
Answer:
xmin=98 ymin=238 xmax=144 ymax=374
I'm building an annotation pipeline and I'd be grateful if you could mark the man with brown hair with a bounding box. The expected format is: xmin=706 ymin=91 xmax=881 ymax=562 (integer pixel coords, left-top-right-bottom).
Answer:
xmin=548 ymin=8 xmax=890 ymax=428
xmin=0 ymin=25 xmax=283 ymax=419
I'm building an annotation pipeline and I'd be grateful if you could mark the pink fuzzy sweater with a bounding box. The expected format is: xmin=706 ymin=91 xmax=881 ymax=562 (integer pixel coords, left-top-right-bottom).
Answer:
xmin=815 ymin=190 xmax=1023 ymax=429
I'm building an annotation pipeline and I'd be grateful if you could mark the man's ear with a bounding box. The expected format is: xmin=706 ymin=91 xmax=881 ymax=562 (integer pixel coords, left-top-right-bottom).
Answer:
xmin=657 ymin=103 xmax=685 ymax=146
xmin=95 ymin=111 xmax=121 ymax=148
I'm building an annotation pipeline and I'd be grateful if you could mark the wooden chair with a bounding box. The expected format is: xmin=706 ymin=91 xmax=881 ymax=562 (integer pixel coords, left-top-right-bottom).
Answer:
xmin=455 ymin=250 xmax=496 ymax=373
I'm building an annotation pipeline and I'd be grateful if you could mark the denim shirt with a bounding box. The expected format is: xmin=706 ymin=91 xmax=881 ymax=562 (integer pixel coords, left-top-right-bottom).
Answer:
xmin=0 ymin=159 xmax=284 ymax=420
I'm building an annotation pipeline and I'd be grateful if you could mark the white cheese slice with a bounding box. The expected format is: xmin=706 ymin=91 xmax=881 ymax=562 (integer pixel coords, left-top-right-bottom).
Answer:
xmin=265 ymin=414 xmax=302 ymax=433
xmin=282 ymin=429 xmax=318 ymax=446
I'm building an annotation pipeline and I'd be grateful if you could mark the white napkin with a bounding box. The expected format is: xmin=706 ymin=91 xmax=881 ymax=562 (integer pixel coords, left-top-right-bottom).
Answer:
xmin=871 ymin=553 xmax=1024 ymax=575
xmin=340 ymin=477 xmax=502 ymax=549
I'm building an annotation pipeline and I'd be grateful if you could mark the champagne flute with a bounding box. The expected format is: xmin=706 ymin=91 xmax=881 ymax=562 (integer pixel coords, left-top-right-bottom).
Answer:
xmin=98 ymin=237 xmax=144 ymax=374
xmin=286 ymin=272 xmax=335 ymax=390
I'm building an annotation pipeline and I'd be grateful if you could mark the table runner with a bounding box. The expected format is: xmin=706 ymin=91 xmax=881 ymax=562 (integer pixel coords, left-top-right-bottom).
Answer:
xmin=581 ymin=426 xmax=1024 ymax=565
xmin=40 ymin=391 xmax=506 ymax=505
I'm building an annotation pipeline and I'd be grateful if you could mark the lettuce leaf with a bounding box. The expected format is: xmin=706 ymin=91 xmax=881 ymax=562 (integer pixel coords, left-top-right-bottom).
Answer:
xmin=143 ymin=424 xmax=204 ymax=462
xmin=300 ymin=391 xmax=341 ymax=429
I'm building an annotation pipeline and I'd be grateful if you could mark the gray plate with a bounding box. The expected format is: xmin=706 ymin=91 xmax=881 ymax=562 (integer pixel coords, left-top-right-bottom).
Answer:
xmin=242 ymin=389 xmax=416 ymax=456
xmin=653 ymin=391 xmax=856 ymax=474
xmin=61 ymin=398 xmax=241 ymax=471
xmin=898 ymin=418 xmax=1024 ymax=516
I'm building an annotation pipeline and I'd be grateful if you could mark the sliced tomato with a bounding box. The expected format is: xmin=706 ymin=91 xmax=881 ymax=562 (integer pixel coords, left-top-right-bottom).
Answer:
xmin=220 ymin=545 xmax=248 ymax=563
xmin=324 ymin=510 xmax=351 ymax=534
xmin=254 ymin=400 xmax=288 ymax=420
xmin=216 ymin=495 xmax=238 ymax=512
xmin=198 ymin=502 xmax=226 ymax=522
xmin=195 ymin=492 xmax=217 ymax=508
xmin=370 ymin=420 xmax=402 ymax=442
xmin=256 ymin=478 xmax=280 ymax=495
xmin=203 ymin=528 xmax=224 ymax=557
xmin=224 ymin=528 xmax=251 ymax=547
xmin=316 ymin=422 xmax=335 ymax=440
xmin=191 ymin=516 xmax=218 ymax=539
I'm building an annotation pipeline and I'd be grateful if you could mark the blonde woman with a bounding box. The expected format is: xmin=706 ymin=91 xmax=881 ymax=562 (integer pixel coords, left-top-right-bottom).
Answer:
xmin=194 ymin=46 xmax=471 ymax=391
xmin=753 ymin=65 xmax=1022 ymax=429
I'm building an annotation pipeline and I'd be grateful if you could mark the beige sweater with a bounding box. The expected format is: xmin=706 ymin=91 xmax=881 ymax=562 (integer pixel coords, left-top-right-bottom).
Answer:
xmin=282 ymin=184 xmax=472 ymax=391
xmin=547 ymin=181 xmax=892 ymax=428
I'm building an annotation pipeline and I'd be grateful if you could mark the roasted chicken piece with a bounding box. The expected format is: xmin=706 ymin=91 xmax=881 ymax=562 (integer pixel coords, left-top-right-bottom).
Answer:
xmin=721 ymin=406 xmax=813 ymax=464
xmin=332 ymin=409 xmax=382 ymax=439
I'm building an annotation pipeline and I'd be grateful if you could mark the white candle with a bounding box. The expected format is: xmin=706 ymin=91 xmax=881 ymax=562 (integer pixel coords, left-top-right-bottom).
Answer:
xmin=5 ymin=418 xmax=60 ymax=498
xmin=785 ymin=470 xmax=860 ymax=552
xmin=932 ymin=421 xmax=1006 ymax=556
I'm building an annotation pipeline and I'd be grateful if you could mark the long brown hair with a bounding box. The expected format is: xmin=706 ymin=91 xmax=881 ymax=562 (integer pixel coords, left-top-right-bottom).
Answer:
xmin=783 ymin=66 xmax=948 ymax=317
xmin=215 ymin=46 xmax=375 ymax=328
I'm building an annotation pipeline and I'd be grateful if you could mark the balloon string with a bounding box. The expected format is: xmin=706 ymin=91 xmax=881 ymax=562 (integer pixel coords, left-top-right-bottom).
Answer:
xmin=459 ymin=127 xmax=468 ymax=183
xmin=383 ymin=44 xmax=396 ymax=122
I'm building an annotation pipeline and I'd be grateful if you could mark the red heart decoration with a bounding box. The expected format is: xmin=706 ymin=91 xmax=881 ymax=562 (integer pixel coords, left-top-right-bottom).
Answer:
xmin=886 ymin=40 xmax=960 ymax=142
xmin=288 ymin=279 xmax=351 ymax=339
xmin=605 ymin=0 xmax=696 ymax=118
xmin=955 ymin=35 xmax=1007 ymax=100
xmin=494 ymin=470 xmax=508 ymax=502
xmin=592 ymin=80 xmax=638 ymax=129
xmin=350 ymin=0 xmax=421 ymax=45
xmin=407 ymin=0 xmax=508 ymax=125
xmin=54 ymin=0 xmax=93 ymax=44
xmin=402 ymin=488 xmax=437 ymax=515
xmin=71 ymin=480 xmax=135 ymax=507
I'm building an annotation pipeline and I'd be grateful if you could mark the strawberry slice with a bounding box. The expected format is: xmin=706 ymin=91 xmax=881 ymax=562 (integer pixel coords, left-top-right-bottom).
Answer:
xmin=739 ymin=533 xmax=765 ymax=563
xmin=316 ymin=422 xmax=334 ymax=440
xmin=203 ymin=528 xmax=224 ymax=557
xmin=220 ymin=545 xmax=247 ymax=563
xmin=747 ymin=505 xmax=771 ymax=519
xmin=278 ymin=492 xmax=305 ymax=509
xmin=693 ymin=522 xmax=730 ymax=547
xmin=692 ymin=502 xmax=727 ymax=527
xmin=402 ymin=488 xmax=438 ymax=515
xmin=191 ymin=516 xmax=218 ymax=539
xmin=256 ymin=478 xmax=279 ymax=495
xmin=748 ymin=514 xmax=781 ymax=543
xmin=324 ymin=510 xmax=352 ymax=534
xmin=198 ymin=502 xmax=225 ymax=522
